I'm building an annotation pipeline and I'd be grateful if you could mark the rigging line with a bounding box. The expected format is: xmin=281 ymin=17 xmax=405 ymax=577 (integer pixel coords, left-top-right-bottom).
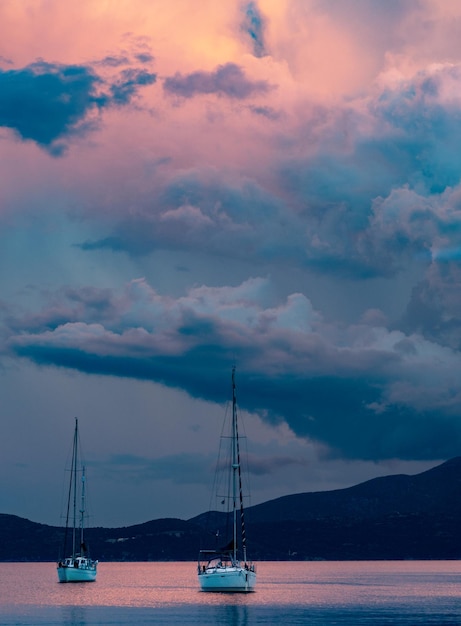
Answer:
xmin=235 ymin=407 xmax=247 ymax=562
xmin=62 ymin=419 xmax=77 ymax=559
xmin=72 ymin=418 xmax=78 ymax=558
xmin=233 ymin=366 xmax=247 ymax=563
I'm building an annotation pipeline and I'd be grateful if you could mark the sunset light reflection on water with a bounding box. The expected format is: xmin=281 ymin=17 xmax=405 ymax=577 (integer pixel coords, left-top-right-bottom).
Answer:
xmin=2 ymin=561 xmax=461 ymax=625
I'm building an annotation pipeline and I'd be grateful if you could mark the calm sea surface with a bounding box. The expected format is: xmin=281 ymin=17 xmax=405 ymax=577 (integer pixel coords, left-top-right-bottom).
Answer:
xmin=1 ymin=561 xmax=461 ymax=625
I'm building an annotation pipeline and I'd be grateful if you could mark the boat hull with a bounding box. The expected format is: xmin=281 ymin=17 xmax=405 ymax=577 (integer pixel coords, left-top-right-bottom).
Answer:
xmin=198 ymin=566 xmax=256 ymax=592
xmin=57 ymin=558 xmax=97 ymax=583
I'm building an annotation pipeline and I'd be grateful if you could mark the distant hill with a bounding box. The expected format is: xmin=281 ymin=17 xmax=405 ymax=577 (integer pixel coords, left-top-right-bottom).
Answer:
xmin=2 ymin=458 xmax=461 ymax=561
xmin=245 ymin=456 xmax=461 ymax=523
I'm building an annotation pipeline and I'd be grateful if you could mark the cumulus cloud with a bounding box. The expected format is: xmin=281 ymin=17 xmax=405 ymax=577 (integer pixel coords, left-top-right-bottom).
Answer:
xmin=5 ymin=276 xmax=461 ymax=462
xmin=61 ymin=60 xmax=461 ymax=290
xmin=273 ymin=62 xmax=461 ymax=277
xmin=78 ymin=170 xmax=306 ymax=261
xmin=400 ymin=261 xmax=461 ymax=350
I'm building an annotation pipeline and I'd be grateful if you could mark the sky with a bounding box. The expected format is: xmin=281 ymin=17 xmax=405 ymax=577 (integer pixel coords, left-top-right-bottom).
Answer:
xmin=1 ymin=0 xmax=461 ymax=528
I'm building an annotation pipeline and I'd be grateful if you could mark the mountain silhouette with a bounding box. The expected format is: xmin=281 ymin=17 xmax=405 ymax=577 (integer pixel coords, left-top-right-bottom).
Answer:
xmin=1 ymin=458 xmax=461 ymax=561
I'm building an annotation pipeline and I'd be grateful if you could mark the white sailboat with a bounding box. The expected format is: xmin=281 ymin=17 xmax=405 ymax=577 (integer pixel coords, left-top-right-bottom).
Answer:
xmin=57 ymin=418 xmax=98 ymax=583
xmin=198 ymin=367 xmax=256 ymax=592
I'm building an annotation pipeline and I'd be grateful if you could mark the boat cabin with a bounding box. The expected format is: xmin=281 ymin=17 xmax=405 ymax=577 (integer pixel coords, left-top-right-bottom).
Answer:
xmin=59 ymin=556 xmax=93 ymax=569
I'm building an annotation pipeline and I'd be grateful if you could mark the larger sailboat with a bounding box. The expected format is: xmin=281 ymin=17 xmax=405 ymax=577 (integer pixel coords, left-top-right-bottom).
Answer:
xmin=57 ymin=418 xmax=98 ymax=583
xmin=197 ymin=367 xmax=256 ymax=592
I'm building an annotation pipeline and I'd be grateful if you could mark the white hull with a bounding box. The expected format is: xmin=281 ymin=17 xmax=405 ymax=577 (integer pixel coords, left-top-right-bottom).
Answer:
xmin=199 ymin=566 xmax=256 ymax=592
xmin=57 ymin=566 xmax=97 ymax=583
xmin=57 ymin=557 xmax=97 ymax=583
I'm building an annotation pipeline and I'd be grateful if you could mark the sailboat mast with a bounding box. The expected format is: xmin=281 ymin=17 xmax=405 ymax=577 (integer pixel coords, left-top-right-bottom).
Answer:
xmin=80 ymin=466 xmax=86 ymax=552
xmin=72 ymin=418 xmax=78 ymax=558
xmin=236 ymin=413 xmax=247 ymax=564
xmin=232 ymin=366 xmax=238 ymax=563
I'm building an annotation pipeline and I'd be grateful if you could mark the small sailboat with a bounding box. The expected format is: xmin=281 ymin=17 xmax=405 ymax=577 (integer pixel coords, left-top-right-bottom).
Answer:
xmin=57 ymin=418 xmax=98 ymax=583
xmin=198 ymin=367 xmax=256 ymax=592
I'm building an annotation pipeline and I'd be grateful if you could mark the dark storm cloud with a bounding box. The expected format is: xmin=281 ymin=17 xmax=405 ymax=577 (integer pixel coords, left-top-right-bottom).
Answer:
xmin=0 ymin=59 xmax=156 ymax=153
xmin=240 ymin=2 xmax=268 ymax=58
xmin=163 ymin=63 xmax=272 ymax=99
xmin=5 ymin=277 xmax=461 ymax=462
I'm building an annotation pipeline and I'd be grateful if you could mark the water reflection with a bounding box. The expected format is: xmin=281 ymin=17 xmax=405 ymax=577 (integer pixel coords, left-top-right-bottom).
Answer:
xmin=217 ymin=604 xmax=249 ymax=626
xmin=61 ymin=605 xmax=87 ymax=626
xmin=1 ymin=562 xmax=461 ymax=625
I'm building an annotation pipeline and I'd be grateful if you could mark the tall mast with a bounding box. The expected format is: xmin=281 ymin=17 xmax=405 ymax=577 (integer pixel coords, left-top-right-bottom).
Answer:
xmin=72 ymin=418 xmax=78 ymax=558
xmin=80 ymin=466 xmax=86 ymax=553
xmin=231 ymin=366 xmax=248 ymax=564
xmin=232 ymin=366 xmax=238 ymax=563
xmin=236 ymin=403 xmax=247 ymax=564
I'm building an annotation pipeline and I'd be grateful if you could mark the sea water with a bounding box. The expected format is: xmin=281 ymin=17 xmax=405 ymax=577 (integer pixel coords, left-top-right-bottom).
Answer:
xmin=1 ymin=561 xmax=461 ymax=625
